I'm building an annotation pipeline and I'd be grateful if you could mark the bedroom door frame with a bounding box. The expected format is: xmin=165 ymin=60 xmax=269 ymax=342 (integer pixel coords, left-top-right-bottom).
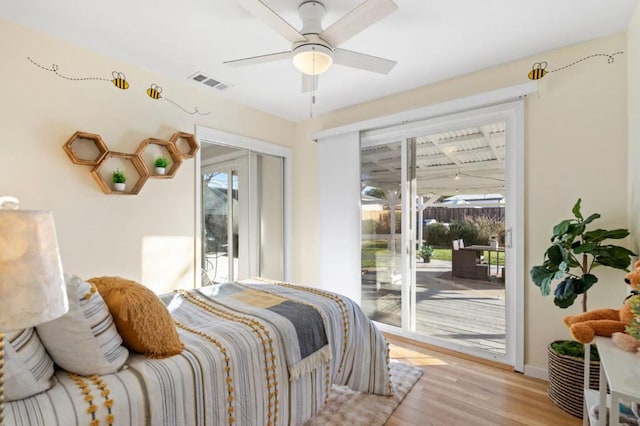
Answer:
xmin=194 ymin=126 xmax=293 ymax=285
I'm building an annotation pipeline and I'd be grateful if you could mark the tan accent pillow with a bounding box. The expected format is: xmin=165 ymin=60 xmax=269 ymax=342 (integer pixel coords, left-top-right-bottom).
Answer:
xmin=88 ymin=276 xmax=184 ymax=358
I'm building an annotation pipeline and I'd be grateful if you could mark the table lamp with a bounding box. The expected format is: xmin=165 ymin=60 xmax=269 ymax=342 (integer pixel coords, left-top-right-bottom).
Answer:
xmin=0 ymin=196 xmax=69 ymax=425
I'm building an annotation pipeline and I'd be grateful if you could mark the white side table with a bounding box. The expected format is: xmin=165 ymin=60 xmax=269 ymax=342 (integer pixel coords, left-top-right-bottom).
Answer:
xmin=583 ymin=336 xmax=640 ymax=426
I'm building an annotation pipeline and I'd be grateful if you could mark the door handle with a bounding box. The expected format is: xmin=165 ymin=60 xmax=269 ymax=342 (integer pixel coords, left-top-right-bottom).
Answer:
xmin=506 ymin=228 xmax=513 ymax=248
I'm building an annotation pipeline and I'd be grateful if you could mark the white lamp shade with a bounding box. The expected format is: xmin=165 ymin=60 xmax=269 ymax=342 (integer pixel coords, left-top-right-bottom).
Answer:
xmin=292 ymin=44 xmax=333 ymax=75
xmin=0 ymin=210 xmax=68 ymax=331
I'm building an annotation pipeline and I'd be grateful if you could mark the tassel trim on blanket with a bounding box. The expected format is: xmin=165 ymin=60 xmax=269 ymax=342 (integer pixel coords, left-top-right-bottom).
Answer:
xmin=289 ymin=344 xmax=332 ymax=381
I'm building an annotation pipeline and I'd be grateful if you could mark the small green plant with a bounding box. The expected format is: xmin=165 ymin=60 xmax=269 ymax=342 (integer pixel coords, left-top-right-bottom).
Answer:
xmin=420 ymin=243 xmax=434 ymax=261
xmin=154 ymin=157 xmax=169 ymax=168
xmin=112 ymin=169 xmax=126 ymax=184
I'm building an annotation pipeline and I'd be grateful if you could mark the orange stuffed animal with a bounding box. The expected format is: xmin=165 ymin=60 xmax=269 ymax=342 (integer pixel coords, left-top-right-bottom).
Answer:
xmin=563 ymin=260 xmax=640 ymax=344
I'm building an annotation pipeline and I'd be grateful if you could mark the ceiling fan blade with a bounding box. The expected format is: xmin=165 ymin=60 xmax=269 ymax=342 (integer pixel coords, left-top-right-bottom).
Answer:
xmin=236 ymin=0 xmax=306 ymax=43
xmin=223 ymin=51 xmax=291 ymax=67
xmin=320 ymin=0 xmax=398 ymax=46
xmin=301 ymin=74 xmax=319 ymax=93
xmin=333 ymin=48 xmax=396 ymax=74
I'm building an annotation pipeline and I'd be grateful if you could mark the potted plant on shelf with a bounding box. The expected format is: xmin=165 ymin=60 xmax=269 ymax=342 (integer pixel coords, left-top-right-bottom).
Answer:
xmin=530 ymin=198 xmax=636 ymax=417
xmin=420 ymin=243 xmax=434 ymax=263
xmin=154 ymin=157 xmax=169 ymax=175
xmin=112 ymin=169 xmax=126 ymax=191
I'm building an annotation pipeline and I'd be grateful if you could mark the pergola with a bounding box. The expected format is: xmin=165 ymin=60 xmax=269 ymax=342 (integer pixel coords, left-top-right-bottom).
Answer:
xmin=361 ymin=122 xmax=506 ymax=249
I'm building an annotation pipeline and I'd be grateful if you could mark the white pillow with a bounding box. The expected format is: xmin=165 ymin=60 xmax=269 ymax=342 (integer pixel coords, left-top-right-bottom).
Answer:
xmin=4 ymin=328 xmax=54 ymax=401
xmin=36 ymin=273 xmax=129 ymax=375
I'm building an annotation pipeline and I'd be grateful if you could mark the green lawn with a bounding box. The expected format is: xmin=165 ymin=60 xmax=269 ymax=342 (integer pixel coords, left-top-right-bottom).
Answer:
xmin=431 ymin=248 xmax=504 ymax=265
xmin=432 ymin=248 xmax=451 ymax=261
xmin=362 ymin=244 xmax=505 ymax=268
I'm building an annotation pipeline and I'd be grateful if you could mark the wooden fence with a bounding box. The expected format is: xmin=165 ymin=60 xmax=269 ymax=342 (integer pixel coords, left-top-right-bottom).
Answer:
xmin=362 ymin=207 xmax=504 ymax=224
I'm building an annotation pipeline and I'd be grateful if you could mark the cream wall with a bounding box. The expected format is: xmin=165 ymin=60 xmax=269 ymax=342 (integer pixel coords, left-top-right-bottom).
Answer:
xmin=293 ymin=33 xmax=629 ymax=372
xmin=0 ymin=18 xmax=294 ymax=293
xmin=629 ymin=5 xmax=640 ymax=252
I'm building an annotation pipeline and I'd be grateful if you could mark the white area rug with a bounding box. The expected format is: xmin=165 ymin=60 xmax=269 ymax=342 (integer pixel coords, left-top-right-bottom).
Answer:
xmin=305 ymin=360 xmax=423 ymax=425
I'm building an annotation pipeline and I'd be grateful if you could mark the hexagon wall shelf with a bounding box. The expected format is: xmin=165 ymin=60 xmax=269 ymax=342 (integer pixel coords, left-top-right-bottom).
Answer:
xmin=64 ymin=130 xmax=198 ymax=195
xmin=170 ymin=131 xmax=200 ymax=158
xmin=136 ymin=138 xmax=183 ymax=179
xmin=91 ymin=152 xmax=148 ymax=195
xmin=64 ymin=131 xmax=108 ymax=166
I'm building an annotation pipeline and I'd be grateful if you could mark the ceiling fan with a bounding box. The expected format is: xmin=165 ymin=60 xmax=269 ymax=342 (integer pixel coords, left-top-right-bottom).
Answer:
xmin=225 ymin=0 xmax=398 ymax=92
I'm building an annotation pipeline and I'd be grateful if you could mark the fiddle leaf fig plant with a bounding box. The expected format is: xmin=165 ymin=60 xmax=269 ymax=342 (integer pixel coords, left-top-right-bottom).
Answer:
xmin=530 ymin=198 xmax=636 ymax=312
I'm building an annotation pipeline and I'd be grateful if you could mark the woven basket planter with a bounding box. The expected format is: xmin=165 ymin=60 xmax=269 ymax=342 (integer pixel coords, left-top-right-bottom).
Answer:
xmin=547 ymin=341 xmax=600 ymax=418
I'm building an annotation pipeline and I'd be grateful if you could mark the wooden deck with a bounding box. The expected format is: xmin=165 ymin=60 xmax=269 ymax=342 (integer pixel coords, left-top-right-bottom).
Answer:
xmin=361 ymin=259 xmax=506 ymax=355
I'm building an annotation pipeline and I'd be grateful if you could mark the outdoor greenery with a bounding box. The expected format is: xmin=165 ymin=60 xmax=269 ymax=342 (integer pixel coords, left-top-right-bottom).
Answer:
xmin=424 ymin=216 xmax=505 ymax=247
xmin=431 ymin=248 xmax=452 ymax=262
xmin=419 ymin=244 xmax=433 ymax=261
xmin=530 ymin=198 xmax=636 ymax=311
xmin=361 ymin=211 xmax=507 ymax=269
xmin=362 ymin=219 xmax=386 ymax=234
xmin=362 ymin=215 xmax=402 ymax=235
xmin=361 ymin=243 xmax=505 ymax=268
xmin=431 ymin=248 xmax=504 ymax=266
xmin=361 ymin=239 xmax=388 ymax=268
xmin=449 ymin=220 xmax=480 ymax=245
xmin=112 ymin=169 xmax=126 ymax=184
xmin=424 ymin=222 xmax=450 ymax=246
xmin=363 ymin=214 xmax=504 ymax=245
xmin=155 ymin=156 xmax=169 ymax=168
xmin=362 ymin=206 xmax=505 ymax=248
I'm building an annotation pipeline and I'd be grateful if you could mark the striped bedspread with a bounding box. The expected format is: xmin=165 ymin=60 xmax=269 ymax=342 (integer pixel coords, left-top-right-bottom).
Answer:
xmin=6 ymin=279 xmax=393 ymax=426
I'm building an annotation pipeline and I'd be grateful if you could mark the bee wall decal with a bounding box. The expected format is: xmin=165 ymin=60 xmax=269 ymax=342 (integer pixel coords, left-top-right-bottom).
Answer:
xmin=146 ymin=82 xmax=212 ymax=115
xmin=27 ymin=57 xmax=212 ymax=115
xmin=27 ymin=57 xmax=130 ymax=90
xmin=528 ymin=62 xmax=547 ymax=80
xmin=111 ymin=71 xmax=129 ymax=90
xmin=527 ymin=51 xmax=624 ymax=81
xmin=146 ymin=83 xmax=162 ymax=99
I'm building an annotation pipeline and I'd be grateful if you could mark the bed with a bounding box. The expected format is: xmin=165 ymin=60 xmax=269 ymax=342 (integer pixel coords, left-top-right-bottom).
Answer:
xmin=5 ymin=277 xmax=393 ymax=426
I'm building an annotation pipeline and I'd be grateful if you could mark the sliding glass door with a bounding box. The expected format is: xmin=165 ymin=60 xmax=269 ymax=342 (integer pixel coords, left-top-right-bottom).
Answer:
xmin=200 ymin=143 xmax=285 ymax=284
xmin=202 ymin=164 xmax=239 ymax=283
xmin=360 ymin=102 xmax=523 ymax=368
xmin=360 ymin=141 xmax=404 ymax=327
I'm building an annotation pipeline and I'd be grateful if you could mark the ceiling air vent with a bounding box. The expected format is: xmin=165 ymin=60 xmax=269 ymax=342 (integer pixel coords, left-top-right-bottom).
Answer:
xmin=192 ymin=74 xmax=207 ymax=82
xmin=188 ymin=72 xmax=232 ymax=91
xmin=203 ymin=78 xmax=219 ymax=87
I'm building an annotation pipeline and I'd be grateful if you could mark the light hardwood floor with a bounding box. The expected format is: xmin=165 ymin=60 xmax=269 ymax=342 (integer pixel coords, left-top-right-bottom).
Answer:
xmin=385 ymin=335 xmax=581 ymax=426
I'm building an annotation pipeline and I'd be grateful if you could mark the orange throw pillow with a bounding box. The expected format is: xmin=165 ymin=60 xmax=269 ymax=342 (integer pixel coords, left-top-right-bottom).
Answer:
xmin=88 ymin=276 xmax=183 ymax=358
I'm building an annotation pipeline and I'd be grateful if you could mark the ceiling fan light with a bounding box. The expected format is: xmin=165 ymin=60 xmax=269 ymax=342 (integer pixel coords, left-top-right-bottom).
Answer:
xmin=292 ymin=44 xmax=333 ymax=75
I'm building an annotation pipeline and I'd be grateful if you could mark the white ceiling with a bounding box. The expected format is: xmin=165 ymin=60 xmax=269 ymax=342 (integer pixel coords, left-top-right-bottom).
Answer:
xmin=1 ymin=0 xmax=637 ymax=121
